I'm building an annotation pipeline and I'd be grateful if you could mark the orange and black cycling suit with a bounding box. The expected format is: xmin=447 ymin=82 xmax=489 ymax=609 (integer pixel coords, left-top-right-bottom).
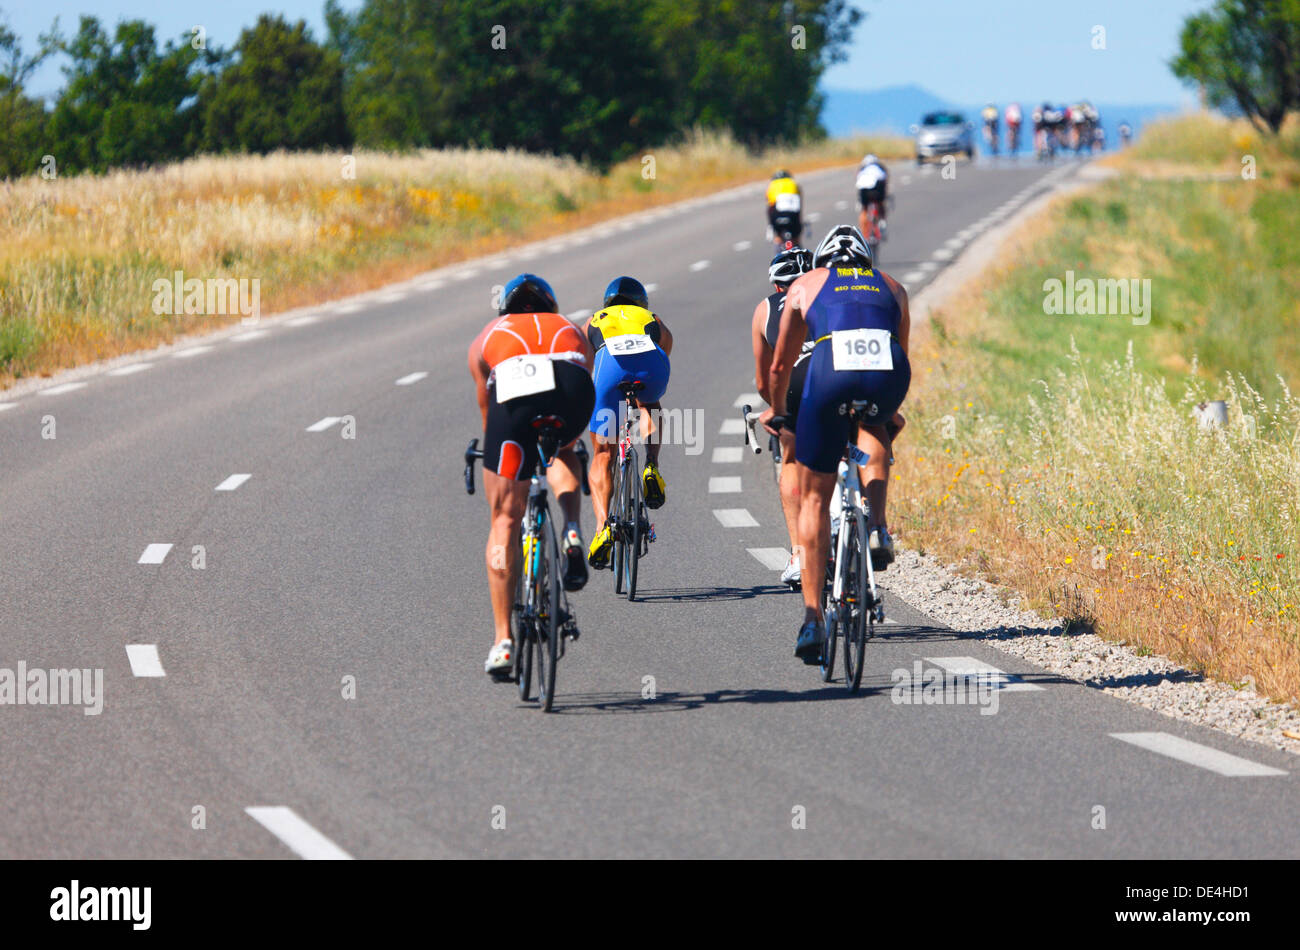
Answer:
xmin=481 ymin=312 xmax=595 ymax=480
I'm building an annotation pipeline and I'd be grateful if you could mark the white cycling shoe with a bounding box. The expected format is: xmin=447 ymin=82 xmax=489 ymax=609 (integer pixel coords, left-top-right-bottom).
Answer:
xmin=484 ymin=639 xmax=513 ymax=678
xmin=780 ymin=556 xmax=802 ymax=589
xmin=868 ymin=527 xmax=895 ymax=569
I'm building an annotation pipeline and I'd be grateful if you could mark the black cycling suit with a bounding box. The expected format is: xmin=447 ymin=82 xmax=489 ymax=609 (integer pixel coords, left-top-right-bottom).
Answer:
xmin=764 ymin=289 xmax=813 ymax=425
xmin=484 ymin=361 xmax=595 ymax=481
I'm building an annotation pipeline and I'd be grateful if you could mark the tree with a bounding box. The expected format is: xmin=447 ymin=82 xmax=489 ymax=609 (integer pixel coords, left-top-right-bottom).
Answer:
xmin=0 ymin=14 xmax=59 ymax=179
xmin=199 ymin=15 xmax=349 ymax=153
xmin=47 ymin=17 xmax=206 ymax=173
xmin=1172 ymin=0 xmax=1300 ymax=134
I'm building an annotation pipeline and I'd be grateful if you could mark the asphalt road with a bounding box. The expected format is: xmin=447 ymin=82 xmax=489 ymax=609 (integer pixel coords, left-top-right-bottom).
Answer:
xmin=1 ymin=156 xmax=1295 ymax=858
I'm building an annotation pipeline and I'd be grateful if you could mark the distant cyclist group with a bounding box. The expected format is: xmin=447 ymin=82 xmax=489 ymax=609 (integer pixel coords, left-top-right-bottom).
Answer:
xmin=466 ymin=163 xmax=910 ymax=705
xmin=979 ymin=101 xmax=1129 ymax=159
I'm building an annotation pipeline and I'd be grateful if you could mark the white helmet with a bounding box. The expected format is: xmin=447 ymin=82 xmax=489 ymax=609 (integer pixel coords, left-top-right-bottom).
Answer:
xmin=863 ymin=153 xmax=878 ymax=166
xmin=813 ymin=224 xmax=872 ymax=269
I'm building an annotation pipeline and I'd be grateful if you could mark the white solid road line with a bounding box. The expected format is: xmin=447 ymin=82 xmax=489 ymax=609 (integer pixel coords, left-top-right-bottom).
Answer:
xmin=395 ymin=372 xmax=428 ymax=386
xmin=230 ymin=329 xmax=268 ymax=342
xmin=138 ymin=543 xmax=173 ymax=565
xmin=733 ymin=392 xmax=762 ymax=407
xmin=125 ymin=644 xmax=165 ymax=677
xmin=335 ymin=302 xmax=364 ymax=314
xmin=245 ymin=806 xmax=353 ymax=860
xmin=40 ymin=382 xmax=87 ymax=395
xmin=689 ymin=259 xmax=711 ymax=272
xmin=747 ymin=547 xmax=790 ymax=570
xmin=306 ymin=416 xmax=342 ymax=432
xmin=714 ymin=509 xmax=759 ymax=528
xmin=711 ymin=446 xmax=743 ymax=463
xmin=1110 ymin=732 xmax=1287 ymax=777
xmin=708 ymin=476 xmax=742 ymax=493
xmin=174 ymin=345 xmax=212 ymax=358
xmin=108 ymin=363 xmax=152 ymax=376
xmin=718 ymin=418 xmax=745 ymax=435
xmin=926 ymin=656 xmax=1045 ymax=692
xmin=215 ymin=473 xmax=252 ymax=492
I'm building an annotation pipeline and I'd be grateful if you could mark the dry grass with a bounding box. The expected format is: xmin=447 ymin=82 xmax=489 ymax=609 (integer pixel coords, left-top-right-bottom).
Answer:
xmin=895 ymin=114 xmax=1300 ymax=704
xmin=0 ymin=132 xmax=908 ymax=387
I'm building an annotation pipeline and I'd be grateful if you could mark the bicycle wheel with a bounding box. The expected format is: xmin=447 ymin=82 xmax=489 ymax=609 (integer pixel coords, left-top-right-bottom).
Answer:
xmin=841 ymin=509 xmax=870 ymax=693
xmin=612 ymin=458 xmax=627 ymax=594
xmin=534 ymin=509 xmax=560 ymax=712
xmin=514 ymin=533 xmax=534 ymax=701
xmin=625 ymin=448 xmax=641 ymax=601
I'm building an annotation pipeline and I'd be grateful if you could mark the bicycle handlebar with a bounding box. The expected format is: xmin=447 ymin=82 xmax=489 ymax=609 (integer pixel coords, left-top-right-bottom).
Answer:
xmin=464 ymin=438 xmax=483 ymax=495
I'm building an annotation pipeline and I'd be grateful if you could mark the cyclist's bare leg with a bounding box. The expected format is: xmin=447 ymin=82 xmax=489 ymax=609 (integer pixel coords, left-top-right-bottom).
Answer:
xmin=639 ymin=400 xmax=662 ymax=467
xmin=483 ymin=470 xmax=529 ymax=645
xmin=587 ymin=433 xmax=617 ymax=526
xmin=547 ymin=444 xmax=583 ymax=526
xmin=778 ymin=428 xmax=801 ymax=556
xmin=857 ymin=205 xmax=870 ymax=238
xmin=858 ymin=425 xmax=892 ymax=531
xmin=796 ymin=464 xmax=837 ymax=622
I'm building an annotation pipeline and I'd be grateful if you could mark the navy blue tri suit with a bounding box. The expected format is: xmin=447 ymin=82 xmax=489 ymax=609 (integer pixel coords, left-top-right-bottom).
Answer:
xmin=795 ymin=266 xmax=911 ymax=474
xmin=764 ymin=289 xmax=813 ymax=426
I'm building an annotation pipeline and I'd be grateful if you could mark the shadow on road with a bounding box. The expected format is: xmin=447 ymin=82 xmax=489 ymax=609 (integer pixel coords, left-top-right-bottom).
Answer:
xmin=630 ymin=585 xmax=790 ymax=603
xmin=545 ymin=681 xmax=894 ymax=715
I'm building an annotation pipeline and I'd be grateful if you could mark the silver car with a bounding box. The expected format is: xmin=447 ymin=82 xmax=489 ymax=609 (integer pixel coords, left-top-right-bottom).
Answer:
xmin=910 ymin=111 xmax=974 ymax=165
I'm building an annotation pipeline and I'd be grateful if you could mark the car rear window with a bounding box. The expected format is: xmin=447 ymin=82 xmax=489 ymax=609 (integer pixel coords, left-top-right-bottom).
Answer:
xmin=922 ymin=113 xmax=963 ymax=126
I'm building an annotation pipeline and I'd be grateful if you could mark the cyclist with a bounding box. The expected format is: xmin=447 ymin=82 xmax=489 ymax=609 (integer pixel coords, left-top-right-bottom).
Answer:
xmin=762 ymin=225 xmax=911 ymax=664
xmin=1004 ymin=102 xmax=1022 ymax=155
xmin=582 ymin=276 xmax=674 ymax=570
xmin=981 ymin=103 xmax=1000 ymax=155
xmin=766 ymin=170 xmax=803 ymax=248
xmin=855 ymin=154 xmax=888 ymax=246
xmin=468 ymin=273 xmax=596 ymax=678
xmin=750 ymin=245 xmax=815 ymax=588
xmin=1118 ymin=121 xmax=1133 ymax=147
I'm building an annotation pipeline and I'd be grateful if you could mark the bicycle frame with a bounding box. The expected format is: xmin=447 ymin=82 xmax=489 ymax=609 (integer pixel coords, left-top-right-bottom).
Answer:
xmin=831 ymin=445 xmax=880 ymax=610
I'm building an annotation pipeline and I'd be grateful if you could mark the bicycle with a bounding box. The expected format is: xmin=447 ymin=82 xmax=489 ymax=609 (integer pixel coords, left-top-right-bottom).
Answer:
xmin=605 ymin=381 xmax=655 ymax=601
xmin=768 ymin=402 xmax=886 ymax=693
xmin=464 ymin=418 xmax=587 ymax=712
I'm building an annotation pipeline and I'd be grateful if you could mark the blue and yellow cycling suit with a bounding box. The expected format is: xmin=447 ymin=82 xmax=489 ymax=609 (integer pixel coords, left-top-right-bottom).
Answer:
xmin=795 ymin=266 xmax=911 ymax=474
xmin=586 ymin=304 xmax=671 ymax=439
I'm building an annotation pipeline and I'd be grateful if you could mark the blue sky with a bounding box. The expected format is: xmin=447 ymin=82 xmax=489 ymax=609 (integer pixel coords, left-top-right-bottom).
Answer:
xmin=7 ymin=0 xmax=1206 ymax=105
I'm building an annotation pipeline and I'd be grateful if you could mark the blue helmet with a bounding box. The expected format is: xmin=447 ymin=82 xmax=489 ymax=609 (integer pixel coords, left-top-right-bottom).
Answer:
xmin=602 ymin=276 xmax=648 ymax=310
xmin=499 ymin=273 xmax=557 ymax=315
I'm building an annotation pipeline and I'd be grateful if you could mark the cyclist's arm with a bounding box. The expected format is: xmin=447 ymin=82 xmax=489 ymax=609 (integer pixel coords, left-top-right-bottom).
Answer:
xmin=883 ymin=272 xmax=911 ymax=354
xmin=770 ymin=272 xmax=823 ymax=414
xmin=467 ymin=325 xmax=493 ymax=427
xmin=751 ymin=299 xmax=773 ymax=404
xmin=654 ymin=314 xmax=674 ymax=357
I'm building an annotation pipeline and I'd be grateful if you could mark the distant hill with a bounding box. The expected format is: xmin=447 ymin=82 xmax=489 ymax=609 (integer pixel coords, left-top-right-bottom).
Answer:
xmin=822 ymin=85 xmax=1184 ymax=152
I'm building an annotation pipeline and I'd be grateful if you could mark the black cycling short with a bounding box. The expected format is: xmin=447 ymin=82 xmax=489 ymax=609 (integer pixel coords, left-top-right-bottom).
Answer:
xmin=484 ymin=359 xmax=595 ymax=481
xmin=858 ymin=184 xmax=886 ymax=207
xmin=785 ymin=350 xmax=812 ymax=429
xmin=769 ymin=209 xmax=802 ymax=241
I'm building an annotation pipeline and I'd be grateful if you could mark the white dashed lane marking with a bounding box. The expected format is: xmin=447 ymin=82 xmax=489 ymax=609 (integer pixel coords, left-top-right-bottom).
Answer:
xmin=395 ymin=372 xmax=428 ymax=386
xmin=719 ymin=418 xmax=745 ymax=435
xmin=925 ymin=656 xmax=1044 ymax=692
xmin=932 ymin=248 xmax=955 ymax=261
xmin=708 ymin=476 xmax=742 ymax=493
xmin=901 ymin=271 xmax=926 ymax=284
xmin=215 ymin=474 xmax=252 ymax=492
xmin=714 ymin=509 xmax=759 ymax=528
xmin=125 ymin=644 xmax=165 ymax=677
xmin=566 ymin=310 xmax=593 ymax=321
xmin=711 ymin=446 xmax=743 ymax=463
xmin=806 ymin=211 xmax=822 ymax=223
xmin=835 ymin=200 xmax=849 ymax=210
xmin=0 ymin=402 xmax=14 ymax=412
xmin=733 ymin=392 xmax=762 ymax=407
xmin=644 ymin=283 xmax=658 ymax=293
xmin=1110 ymin=732 xmax=1287 ymax=777
xmin=40 ymin=382 xmax=87 ymax=395
xmin=306 ymin=416 xmax=343 ymax=432
xmin=747 ymin=548 xmax=790 ymax=570
xmin=733 ymin=240 xmax=752 ymax=251
xmin=138 ymin=543 xmax=173 ymax=565
xmin=245 ymin=807 xmax=353 ymax=860
xmin=689 ymin=260 xmax=711 ymax=272
xmin=919 ymin=261 xmax=939 ymax=272
xmin=108 ymin=363 xmax=152 ymax=376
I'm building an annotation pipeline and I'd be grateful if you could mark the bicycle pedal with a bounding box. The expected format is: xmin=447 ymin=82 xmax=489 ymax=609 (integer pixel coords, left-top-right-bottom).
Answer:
xmin=646 ymin=523 xmax=656 ymax=542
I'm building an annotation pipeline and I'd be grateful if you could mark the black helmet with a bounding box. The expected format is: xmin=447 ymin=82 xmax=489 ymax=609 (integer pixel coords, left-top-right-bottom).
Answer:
xmin=768 ymin=246 xmax=813 ymax=287
xmin=499 ymin=273 xmax=557 ymax=315
xmin=602 ymin=276 xmax=648 ymax=310
xmin=771 ymin=169 xmax=792 ymax=180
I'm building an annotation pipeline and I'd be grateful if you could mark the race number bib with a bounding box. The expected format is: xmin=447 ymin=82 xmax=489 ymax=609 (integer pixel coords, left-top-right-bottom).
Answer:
xmin=774 ymin=192 xmax=801 ymax=213
xmin=607 ymin=334 xmax=655 ymax=356
xmin=831 ymin=328 xmax=893 ymax=371
xmin=856 ymin=167 xmax=884 ymax=189
xmin=495 ymin=354 xmax=556 ymax=403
